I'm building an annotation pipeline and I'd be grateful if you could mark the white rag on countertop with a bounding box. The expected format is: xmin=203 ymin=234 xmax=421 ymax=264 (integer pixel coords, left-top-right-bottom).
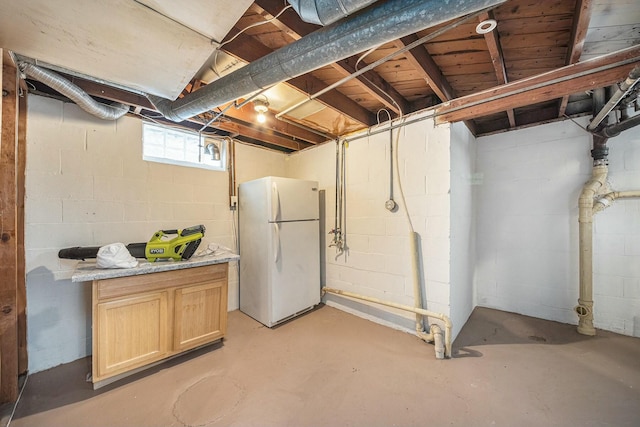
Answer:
xmin=96 ymin=243 xmax=139 ymax=269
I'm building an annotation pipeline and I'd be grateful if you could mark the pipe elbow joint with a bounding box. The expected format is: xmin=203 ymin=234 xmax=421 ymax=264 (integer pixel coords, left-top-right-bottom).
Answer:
xmin=146 ymin=94 xmax=186 ymax=122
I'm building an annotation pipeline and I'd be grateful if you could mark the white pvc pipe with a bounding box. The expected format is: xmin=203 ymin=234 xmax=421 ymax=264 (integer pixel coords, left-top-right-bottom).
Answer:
xmin=593 ymin=190 xmax=640 ymax=213
xmin=576 ymin=164 xmax=608 ymax=336
xmin=322 ymin=287 xmax=453 ymax=358
xmin=409 ymin=231 xmax=426 ymax=333
xmin=578 ymin=165 xmax=640 ymax=336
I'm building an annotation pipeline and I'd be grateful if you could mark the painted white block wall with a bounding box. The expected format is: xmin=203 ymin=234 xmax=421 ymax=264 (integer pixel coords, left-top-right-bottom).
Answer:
xmin=475 ymin=117 xmax=640 ymax=337
xmin=449 ymin=122 xmax=477 ymax=338
xmin=287 ymin=114 xmax=455 ymax=335
xmin=25 ymin=95 xmax=286 ymax=373
xmin=592 ymin=126 xmax=640 ymax=336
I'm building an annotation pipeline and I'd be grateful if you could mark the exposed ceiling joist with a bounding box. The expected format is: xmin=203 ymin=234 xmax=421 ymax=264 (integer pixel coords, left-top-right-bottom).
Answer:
xmin=436 ymin=45 xmax=640 ymax=123
xmin=558 ymin=0 xmax=594 ymax=118
xmin=222 ymin=28 xmax=376 ymax=127
xmin=252 ymin=0 xmax=410 ymax=116
xmin=479 ymin=12 xmax=516 ymax=128
xmin=396 ymin=34 xmax=455 ymax=102
xmin=181 ymin=81 xmax=327 ymax=144
xmin=11 ymin=0 xmax=638 ymax=148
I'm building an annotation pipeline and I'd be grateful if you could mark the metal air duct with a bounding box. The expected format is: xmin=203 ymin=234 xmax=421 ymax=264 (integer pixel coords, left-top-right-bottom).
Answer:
xmin=19 ymin=62 xmax=130 ymax=120
xmin=148 ymin=0 xmax=505 ymax=123
xmin=287 ymin=0 xmax=378 ymax=26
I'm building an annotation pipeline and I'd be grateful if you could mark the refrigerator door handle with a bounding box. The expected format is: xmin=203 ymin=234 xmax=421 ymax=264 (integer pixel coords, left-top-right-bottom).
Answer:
xmin=271 ymin=181 xmax=280 ymax=222
xmin=272 ymin=222 xmax=280 ymax=263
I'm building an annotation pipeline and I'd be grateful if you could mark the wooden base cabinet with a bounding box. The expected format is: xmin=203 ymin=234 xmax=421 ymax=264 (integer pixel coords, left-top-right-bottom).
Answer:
xmin=92 ymin=263 xmax=228 ymax=388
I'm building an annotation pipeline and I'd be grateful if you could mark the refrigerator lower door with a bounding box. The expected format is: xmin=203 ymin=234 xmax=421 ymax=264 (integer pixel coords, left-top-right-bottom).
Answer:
xmin=269 ymin=220 xmax=320 ymax=325
xmin=239 ymin=217 xmax=269 ymax=325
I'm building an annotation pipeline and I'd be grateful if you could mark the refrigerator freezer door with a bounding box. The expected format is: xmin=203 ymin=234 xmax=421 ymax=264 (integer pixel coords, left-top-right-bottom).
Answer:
xmin=269 ymin=177 xmax=319 ymax=222
xmin=268 ymin=220 xmax=320 ymax=325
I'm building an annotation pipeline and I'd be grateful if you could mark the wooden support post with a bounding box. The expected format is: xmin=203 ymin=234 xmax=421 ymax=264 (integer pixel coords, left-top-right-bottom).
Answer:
xmin=0 ymin=49 xmax=20 ymax=403
xmin=17 ymin=80 xmax=27 ymax=375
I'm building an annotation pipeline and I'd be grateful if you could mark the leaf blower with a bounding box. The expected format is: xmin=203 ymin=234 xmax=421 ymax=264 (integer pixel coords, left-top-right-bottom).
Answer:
xmin=58 ymin=225 xmax=206 ymax=262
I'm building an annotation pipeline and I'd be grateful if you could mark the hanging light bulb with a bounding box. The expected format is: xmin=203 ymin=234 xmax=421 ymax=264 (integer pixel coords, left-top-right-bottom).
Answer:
xmin=253 ymin=97 xmax=269 ymax=124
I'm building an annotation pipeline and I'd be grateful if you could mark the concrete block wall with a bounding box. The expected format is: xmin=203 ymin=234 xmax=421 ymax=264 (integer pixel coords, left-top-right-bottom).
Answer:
xmin=449 ymin=122 xmax=477 ymax=338
xmin=25 ymin=95 xmax=286 ymax=373
xmin=592 ymin=127 xmax=640 ymax=336
xmin=287 ymin=114 xmax=455 ymax=335
xmin=475 ymin=117 xmax=640 ymax=337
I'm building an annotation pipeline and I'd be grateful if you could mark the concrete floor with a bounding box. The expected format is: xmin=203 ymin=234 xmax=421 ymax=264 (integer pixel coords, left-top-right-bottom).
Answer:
xmin=8 ymin=305 xmax=640 ymax=427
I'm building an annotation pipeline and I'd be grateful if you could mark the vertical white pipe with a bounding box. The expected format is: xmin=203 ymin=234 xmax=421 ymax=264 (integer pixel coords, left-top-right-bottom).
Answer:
xmin=576 ymin=164 xmax=608 ymax=336
xmin=409 ymin=231 xmax=425 ymax=333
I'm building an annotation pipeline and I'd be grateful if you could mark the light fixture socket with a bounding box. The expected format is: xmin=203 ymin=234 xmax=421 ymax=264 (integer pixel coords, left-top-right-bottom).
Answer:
xmin=253 ymin=98 xmax=269 ymax=113
xmin=253 ymin=98 xmax=269 ymax=124
xmin=476 ymin=19 xmax=497 ymax=34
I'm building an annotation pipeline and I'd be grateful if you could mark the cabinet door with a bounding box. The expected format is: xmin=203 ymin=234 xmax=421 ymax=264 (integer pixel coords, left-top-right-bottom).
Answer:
xmin=173 ymin=281 xmax=227 ymax=352
xmin=95 ymin=292 xmax=168 ymax=380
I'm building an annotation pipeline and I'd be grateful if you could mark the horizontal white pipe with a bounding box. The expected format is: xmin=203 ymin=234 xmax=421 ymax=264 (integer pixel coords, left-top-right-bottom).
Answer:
xmin=322 ymin=287 xmax=453 ymax=358
xmin=593 ymin=190 xmax=640 ymax=214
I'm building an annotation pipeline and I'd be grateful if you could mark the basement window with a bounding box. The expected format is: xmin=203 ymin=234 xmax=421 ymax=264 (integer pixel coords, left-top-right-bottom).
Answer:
xmin=142 ymin=123 xmax=227 ymax=171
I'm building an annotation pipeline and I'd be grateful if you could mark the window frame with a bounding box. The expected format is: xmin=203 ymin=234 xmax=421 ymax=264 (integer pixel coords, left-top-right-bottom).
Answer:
xmin=142 ymin=122 xmax=227 ymax=172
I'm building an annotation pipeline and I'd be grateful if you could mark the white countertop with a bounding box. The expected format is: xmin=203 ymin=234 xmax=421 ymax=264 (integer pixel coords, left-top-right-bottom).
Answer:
xmin=71 ymin=250 xmax=239 ymax=282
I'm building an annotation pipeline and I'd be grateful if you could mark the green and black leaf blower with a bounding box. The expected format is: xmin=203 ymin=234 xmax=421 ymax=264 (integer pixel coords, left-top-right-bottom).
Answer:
xmin=58 ymin=225 xmax=206 ymax=262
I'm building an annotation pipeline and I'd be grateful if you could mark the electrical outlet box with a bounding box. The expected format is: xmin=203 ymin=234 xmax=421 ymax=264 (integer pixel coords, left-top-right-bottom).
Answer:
xmin=230 ymin=195 xmax=238 ymax=210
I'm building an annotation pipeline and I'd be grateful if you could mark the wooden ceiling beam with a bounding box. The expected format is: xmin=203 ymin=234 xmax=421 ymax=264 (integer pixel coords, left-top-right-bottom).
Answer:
xmin=192 ymin=113 xmax=312 ymax=151
xmin=251 ymin=0 xmax=409 ymax=116
xmin=183 ymin=82 xmax=328 ymax=144
xmin=395 ymin=34 xmax=478 ymax=134
xmin=333 ymin=57 xmax=409 ymax=115
xmin=223 ymin=29 xmax=376 ymax=127
xmin=220 ymin=120 xmax=312 ymax=151
xmin=479 ymin=12 xmax=516 ymax=128
xmin=558 ymin=0 xmax=593 ymax=117
xmin=224 ymin=101 xmax=327 ymax=144
xmin=396 ymin=34 xmax=455 ymax=102
xmin=436 ymin=45 xmax=640 ymax=123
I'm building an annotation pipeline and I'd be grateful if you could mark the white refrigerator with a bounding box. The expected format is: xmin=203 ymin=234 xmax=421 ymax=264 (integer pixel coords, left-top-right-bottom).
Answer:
xmin=239 ymin=176 xmax=320 ymax=327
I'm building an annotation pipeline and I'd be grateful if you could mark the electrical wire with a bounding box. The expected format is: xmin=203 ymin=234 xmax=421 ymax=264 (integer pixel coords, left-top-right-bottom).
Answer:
xmin=393 ymin=117 xmax=413 ymax=233
xmin=222 ymin=4 xmax=292 ymax=48
xmin=7 ymin=374 xmax=28 ymax=426
xmin=355 ymin=44 xmax=381 ymax=70
xmin=210 ymin=4 xmax=293 ymax=77
xmin=354 ymin=50 xmax=403 ymax=117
